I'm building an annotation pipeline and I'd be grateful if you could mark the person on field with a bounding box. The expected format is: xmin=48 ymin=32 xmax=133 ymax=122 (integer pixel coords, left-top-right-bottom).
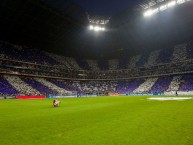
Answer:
xmin=53 ymin=98 xmax=60 ymax=107
xmin=176 ymin=91 xmax=178 ymax=96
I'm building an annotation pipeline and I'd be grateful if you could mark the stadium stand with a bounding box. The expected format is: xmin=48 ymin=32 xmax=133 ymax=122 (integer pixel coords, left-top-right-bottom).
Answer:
xmin=136 ymin=54 xmax=149 ymax=68
xmin=166 ymin=76 xmax=182 ymax=92
xmin=48 ymin=79 xmax=76 ymax=92
xmin=108 ymin=59 xmax=119 ymax=70
xmin=116 ymin=79 xmax=145 ymax=94
xmin=1 ymin=73 xmax=193 ymax=96
xmin=118 ymin=57 xmax=129 ymax=69
xmin=128 ymin=55 xmax=141 ymax=68
xmin=171 ymin=43 xmax=187 ymax=62
xmin=98 ymin=59 xmax=109 ymax=70
xmin=66 ymin=57 xmax=82 ymax=70
xmin=150 ymin=77 xmax=172 ymax=94
xmin=179 ymin=75 xmax=193 ymax=92
xmin=4 ymin=75 xmax=40 ymax=96
xmin=158 ymin=47 xmax=174 ymax=64
xmin=71 ymin=81 xmax=117 ymax=95
xmin=1 ymin=40 xmax=193 ymax=72
xmin=87 ymin=59 xmax=100 ymax=70
xmin=34 ymin=78 xmax=71 ymax=95
xmin=0 ymin=41 xmax=59 ymax=65
xmin=133 ymin=77 xmax=158 ymax=93
xmin=144 ymin=50 xmax=160 ymax=67
xmin=1 ymin=40 xmax=193 ymax=97
xmin=0 ymin=76 xmax=19 ymax=95
xmin=186 ymin=41 xmax=193 ymax=59
xmin=45 ymin=52 xmax=71 ymax=68
xmin=75 ymin=58 xmax=90 ymax=70
xmin=21 ymin=77 xmax=58 ymax=96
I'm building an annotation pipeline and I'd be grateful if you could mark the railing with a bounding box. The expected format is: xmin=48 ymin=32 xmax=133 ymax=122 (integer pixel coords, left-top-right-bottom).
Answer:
xmin=1 ymin=58 xmax=193 ymax=80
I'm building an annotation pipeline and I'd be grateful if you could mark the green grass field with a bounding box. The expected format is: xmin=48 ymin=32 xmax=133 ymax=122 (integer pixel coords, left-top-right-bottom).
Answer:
xmin=0 ymin=96 xmax=193 ymax=145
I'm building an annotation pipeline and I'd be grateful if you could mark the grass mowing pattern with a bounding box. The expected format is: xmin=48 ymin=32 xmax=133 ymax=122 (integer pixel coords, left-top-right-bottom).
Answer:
xmin=0 ymin=96 xmax=193 ymax=145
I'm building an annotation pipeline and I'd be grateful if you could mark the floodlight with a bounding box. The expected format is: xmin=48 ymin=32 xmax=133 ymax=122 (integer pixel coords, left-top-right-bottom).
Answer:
xmin=101 ymin=27 xmax=105 ymax=31
xmin=89 ymin=25 xmax=94 ymax=30
xmin=168 ymin=1 xmax=176 ymax=7
xmin=144 ymin=10 xmax=154 ymax=17
xmin=160 ymin=4 xmax=168 ymax=11
xmin=144 ymin=8 xmax=159 ymax=17
xmin=157 ymin=0 xmax=165 ymax=2
xmin=177 ymin=0 xmax=186 ymax=4
xmin=89 ymin=25 xmax=106 ymax=32
xmin=94 ymin=26 xmax=100 ymax=31
xmin=152 ymin=8 xmax=159 ymax=14
xmin=142 ymin=0 xmax=191 ymax=17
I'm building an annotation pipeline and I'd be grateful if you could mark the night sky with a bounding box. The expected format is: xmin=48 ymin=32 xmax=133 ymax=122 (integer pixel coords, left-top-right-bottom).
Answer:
xmin=72 ymin=0 xmax=140 ymax=16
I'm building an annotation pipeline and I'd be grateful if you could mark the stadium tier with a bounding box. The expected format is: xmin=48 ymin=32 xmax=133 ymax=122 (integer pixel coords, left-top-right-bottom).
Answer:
xmin=1 ymin=40 xmax=193 ymax=97
xmin=0 ymin=40 xmax=193 ymax=70
xmin=179 ymin=75 xmax=193 ymax=91
xmin=24 ymin=78 xmax=56 ymax=95
xmin=150 ymin=77 xmax=173 ymax=94
xmin=1 ymin=73 xmax=193 ymax=97
xmin=0 ymin=76 xmax=19 ymax=95
xmin=116 ymin=79 xmax=145 ymax=94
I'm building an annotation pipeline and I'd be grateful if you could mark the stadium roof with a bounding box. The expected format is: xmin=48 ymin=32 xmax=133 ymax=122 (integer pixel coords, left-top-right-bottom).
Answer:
xmin=72 ymin=0 xmax=141 ymax=16
xmin=0 ymin=0 xmax=193 ymax=59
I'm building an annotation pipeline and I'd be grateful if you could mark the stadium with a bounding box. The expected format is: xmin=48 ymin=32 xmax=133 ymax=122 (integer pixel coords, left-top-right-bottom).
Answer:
xmin=0 ymin=0 xmax=193 ymax=145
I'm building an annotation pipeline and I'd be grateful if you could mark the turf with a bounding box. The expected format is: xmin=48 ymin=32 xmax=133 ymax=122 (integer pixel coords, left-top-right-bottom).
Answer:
xmin=0 ymin=96 xmax=193 ymax=145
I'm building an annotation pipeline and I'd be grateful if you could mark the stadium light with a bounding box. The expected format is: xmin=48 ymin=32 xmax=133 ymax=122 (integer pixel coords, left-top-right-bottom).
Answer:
xmin=144 ymin=10 xmax=154 ymax=17
xmin=168 ymin=1 xmax=177 ymax=7
xmin=89 ymin=25 xmax=106 ymax=32
xmin=87 ymin=14 xmax=109 ymax=32
xmin=101 ymin=27 xmax=105 ymax=31
xmin=89 ymin=25 xmax=94 ymax=30
xmin=177 ymin=0 xmax=186 ymax=4
xmin=94 ymin=26 xmax=100 ymax=31
xmin=160 ymin=4 xmax=168 ymax=11
xmin=144 ymin=8 xmax=159 ymax=17
xmin=152 ymin=8 xmax=159 ymax=14
xmin=143 ymin=0 xmax=192 ymax=17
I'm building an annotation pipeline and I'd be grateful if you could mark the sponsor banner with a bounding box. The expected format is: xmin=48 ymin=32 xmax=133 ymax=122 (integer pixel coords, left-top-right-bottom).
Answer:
xmin=17 ymin=96 xmax=46 ymax=99
xmin=152 ymin=92 xmax=164 ymax=96
xmin=178 ymin=91 xmax=193 ymax=95
xmin=165 ymin=91 xmax=193 ymax=95
xmin=0 ymin=96 xmax=15 ymax=99
xmin=126 ymin=93 xmax=153 ymax=96
xmin=109 ymin=93 xmax=121 ymax=96
xmin=164 ymin=91 xmax=175 ymax=95
xmin=79 ymin=94 xmax=98 ymax=97
xmin=46 ymin=95 xmax=77 ymax=98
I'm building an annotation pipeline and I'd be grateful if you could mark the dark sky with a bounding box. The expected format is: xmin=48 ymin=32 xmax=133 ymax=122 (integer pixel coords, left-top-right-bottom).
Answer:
xmin=72 ymin=0 xmax=140 ymax=16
